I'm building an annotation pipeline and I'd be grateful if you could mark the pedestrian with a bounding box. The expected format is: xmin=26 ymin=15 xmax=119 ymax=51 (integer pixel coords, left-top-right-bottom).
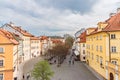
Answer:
xmin=69 ymin=60 xmax=71 ymax=65
xmin=71 ymin=55 xmax=75 ymax=65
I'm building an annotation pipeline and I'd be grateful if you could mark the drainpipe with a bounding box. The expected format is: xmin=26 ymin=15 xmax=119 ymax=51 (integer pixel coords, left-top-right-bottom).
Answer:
xmin=105 ymin=32 xmax=111 ymax=62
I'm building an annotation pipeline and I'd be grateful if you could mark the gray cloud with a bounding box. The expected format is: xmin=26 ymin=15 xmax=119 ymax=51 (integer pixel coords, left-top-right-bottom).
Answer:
xmin=0 ymin=0 xmax=119 ymax=36
xmin=35 ymin=0 xmax=99 ymax=14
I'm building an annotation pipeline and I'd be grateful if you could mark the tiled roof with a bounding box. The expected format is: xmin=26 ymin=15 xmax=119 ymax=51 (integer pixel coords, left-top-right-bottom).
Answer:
xmin=79 ymin=31 xmax=86 ymax=43
xmin=7 ymin=24 xmax=33 ymax=37
xmin=40 ymin=36 xmax=48 ymax=40
xmin=103 ymin=13 xmax=120 ymax=31
xmin=87 ymin=13 xmax=120 ymax=35
xmin=30 ymin=36 xmax=40 ymax=40
xmin=0 ymin=29 xmax=19 ymax=45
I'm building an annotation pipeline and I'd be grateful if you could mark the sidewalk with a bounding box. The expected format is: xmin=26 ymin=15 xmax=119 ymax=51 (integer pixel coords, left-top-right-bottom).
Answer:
xmin=83 ymin=63 xmax=106 ymax=80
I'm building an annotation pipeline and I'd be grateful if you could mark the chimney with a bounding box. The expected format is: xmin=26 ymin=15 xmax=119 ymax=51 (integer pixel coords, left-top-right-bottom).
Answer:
xmin=9 ymin=21 xmax=14 ymax=26
xmin=117 ymin=8 xmax=120 ymax=13
xmin=109 ymin=13 xmax=116 ymax=17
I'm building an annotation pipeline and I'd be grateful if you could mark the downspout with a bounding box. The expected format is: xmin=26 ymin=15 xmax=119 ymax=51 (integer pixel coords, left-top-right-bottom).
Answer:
xmin=105 ymin=32 xmax=111 ymax=62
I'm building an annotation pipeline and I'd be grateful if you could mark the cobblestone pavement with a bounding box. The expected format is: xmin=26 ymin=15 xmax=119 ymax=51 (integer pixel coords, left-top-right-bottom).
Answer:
xmin=23 ymin=55 xmax=99 ymax=80
xmin=50 ymin=55 xmax=99 ymax=80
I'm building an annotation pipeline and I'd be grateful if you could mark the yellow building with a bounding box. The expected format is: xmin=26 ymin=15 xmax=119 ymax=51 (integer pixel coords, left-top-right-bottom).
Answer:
xmin=0 ymin=29 xmax=19 ymax=80
xmin=86 ymin=10 xmax=120 ymax=80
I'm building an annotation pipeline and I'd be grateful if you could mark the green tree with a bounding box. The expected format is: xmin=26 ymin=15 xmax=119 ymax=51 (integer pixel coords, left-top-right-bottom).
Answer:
xmin=31 ymin=60 xmax=54 ymax=80
xmin=65 ymin=36 xmax=74 ymax=48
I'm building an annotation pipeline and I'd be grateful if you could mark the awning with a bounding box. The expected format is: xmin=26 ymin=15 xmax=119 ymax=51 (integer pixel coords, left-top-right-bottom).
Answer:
xmin=74 ymin=50 xmax=79 ymax=55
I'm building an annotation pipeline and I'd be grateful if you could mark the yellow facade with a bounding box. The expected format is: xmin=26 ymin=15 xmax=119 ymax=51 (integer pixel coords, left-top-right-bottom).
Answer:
xmin=0 ymin=30 xmax=18 ymax=80
xmin=106 ymin=31 xmax=120 ymax=80
xmin=86 ymin=26 xmax=120 ymax=80
xmin=86 ymin=31 xmax=109 ymax=79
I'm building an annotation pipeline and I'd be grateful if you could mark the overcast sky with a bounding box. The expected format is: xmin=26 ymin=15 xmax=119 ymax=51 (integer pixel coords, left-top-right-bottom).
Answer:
xmin=0 ymin=0 xmax=119 ymax=36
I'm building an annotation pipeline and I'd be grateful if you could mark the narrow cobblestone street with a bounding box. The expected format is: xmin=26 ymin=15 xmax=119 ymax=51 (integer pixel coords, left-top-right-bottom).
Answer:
xmin=50 ymin=55 xmax=99 ymax=80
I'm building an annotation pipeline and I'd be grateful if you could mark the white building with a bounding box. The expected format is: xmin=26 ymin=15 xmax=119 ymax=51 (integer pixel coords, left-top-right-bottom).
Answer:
xmin=79 ymin=31 xmax=86 ymax=61
xmin=1 ymin=23 xmax=33 ymax=61
xmin=30 ymin=36 xmax=41 ymax=58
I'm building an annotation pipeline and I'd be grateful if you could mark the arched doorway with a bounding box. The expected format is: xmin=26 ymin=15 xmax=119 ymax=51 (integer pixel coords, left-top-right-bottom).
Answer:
xmin=110 ymin=73 xmax=114 ymax=80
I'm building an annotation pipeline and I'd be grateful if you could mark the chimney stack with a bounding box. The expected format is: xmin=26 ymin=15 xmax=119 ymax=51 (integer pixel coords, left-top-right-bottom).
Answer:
xmin=117 ymin=8 xmax=120 ymax=13
xmin=109 ymin=13 xmax=116 ymax=17
xmin=9 ymin=21 xmax=14 ymax=26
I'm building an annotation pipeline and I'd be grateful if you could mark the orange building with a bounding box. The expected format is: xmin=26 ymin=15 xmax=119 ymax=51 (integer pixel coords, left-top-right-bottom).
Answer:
xmin=0 ymin=29 xmax=18 ymax=80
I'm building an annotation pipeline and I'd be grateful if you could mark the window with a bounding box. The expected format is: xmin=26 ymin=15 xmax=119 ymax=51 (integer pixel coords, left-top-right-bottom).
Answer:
xmin=83 ymin=50 xmax=85 ymax=54
xmin=111 ymin=46 xmax=116 ymax=53
xmin=0 ymin=48 xmax=4 ymax=53
xmin=83 ymin=44 xmax=85 ymax=47
xmin=111 ymin=60 xmax=117 ymax=65
xmin=0 ymin=74 xmax=3 ymax=80
xmin=100 ymin=57 xmax=103 ymax=67
xmin=96 ymin=36 xmax=98 ymax=40
xmin=100 ymin=35 xmax=102 ymax=40
xmin=111 ymin=34 xmax=116 ymax=39
xmin=0 ymin=60 xmax=3 ymax=67
xmin=92 ymin=53 xmax=94 ymax=60
xmin=100 ymin=46 xmax=102 ymax=52
xmin=96 ymin=45 xmax=98 ymax=51
xmin=92 ymin=45 xmax=93 ymax=50
xmin=96 ymin=55 xmax=99 ymax=62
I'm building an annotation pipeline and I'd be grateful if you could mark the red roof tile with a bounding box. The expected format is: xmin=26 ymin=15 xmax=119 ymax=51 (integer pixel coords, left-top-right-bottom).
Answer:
xmin=79 ymin=31 xmax=86 ymax=43
xmin=0 ymin=29 xmax=19 ymax=45
xmin=103 ymin=13 xmax=120 ymax=31
xmin=7 ymin=24 xmax=33 ymax=37
xmin=40 ymin=36 xmax=48 ymax=40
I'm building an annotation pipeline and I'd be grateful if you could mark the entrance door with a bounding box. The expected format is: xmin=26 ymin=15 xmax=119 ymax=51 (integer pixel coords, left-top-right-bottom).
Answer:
xmin=110 ymin=73 xmax=114 ymax=80
xmin=14 ymin=77 xmax=17 ymax=80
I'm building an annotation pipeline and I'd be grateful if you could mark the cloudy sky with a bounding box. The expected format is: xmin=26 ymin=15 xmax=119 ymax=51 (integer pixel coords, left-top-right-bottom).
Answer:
xmin=0 ymin=0 xmax=119 ymax=36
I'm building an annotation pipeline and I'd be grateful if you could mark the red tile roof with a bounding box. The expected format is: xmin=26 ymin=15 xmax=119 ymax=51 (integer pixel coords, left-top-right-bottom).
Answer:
xmin=87 ymin=13 xmax=120 ymax=35
xmin=30 ymin=36 xmax=40 ymax=40
xmin=103 ymin=13 xmax=120 ymax=31
xmin=79 ymin=31 xmax=86 ymax=43
xmin=0 ymin=29 xmax=19 ymax=45
xmin=40 ymin=36 xmax=48 ymax=40
xmin=7 ymin=24 xmax=33 ymax=37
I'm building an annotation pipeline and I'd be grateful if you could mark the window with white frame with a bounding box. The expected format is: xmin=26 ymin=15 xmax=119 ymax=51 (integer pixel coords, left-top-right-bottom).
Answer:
xmin=96 ymin=55 xmax=99 ymax=62
xmin=0 ymin=60 xmax=4 ymax=67
xmin=0 ymin=48 xmax=4 ymax=53
xmin=0 ymin=74 xmax=3 ymax=80
xmin=92 ymin=53 xmax=94 ymax=60
xmin=111 ymin=46 xmax=116 ymax=53
xmin=111 ymin=34 xmax=116 ymax=39
xmin=96 ymin=36 xmax=98 ymax=40
xmin=100 ymin=57 xmax=103 ymax=67
xmin=111 ymin=60 xmax=117 ymax=65
xmin=100 ymin=46 xmax=102 ymax=52
xmin=100 ymin=35 xmax=102 ymax=40
xmin=96 ymin=45 xmax=98 ymax=51
xmin=83 ymin=44 xmax=85 ymax=47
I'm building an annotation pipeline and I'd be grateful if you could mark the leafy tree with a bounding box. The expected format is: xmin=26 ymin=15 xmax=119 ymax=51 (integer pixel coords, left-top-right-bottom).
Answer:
xmin=65 ymin=36 xmax=74 ymax=48
xmin=31 ymin=60 xmax=54 ymax=80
